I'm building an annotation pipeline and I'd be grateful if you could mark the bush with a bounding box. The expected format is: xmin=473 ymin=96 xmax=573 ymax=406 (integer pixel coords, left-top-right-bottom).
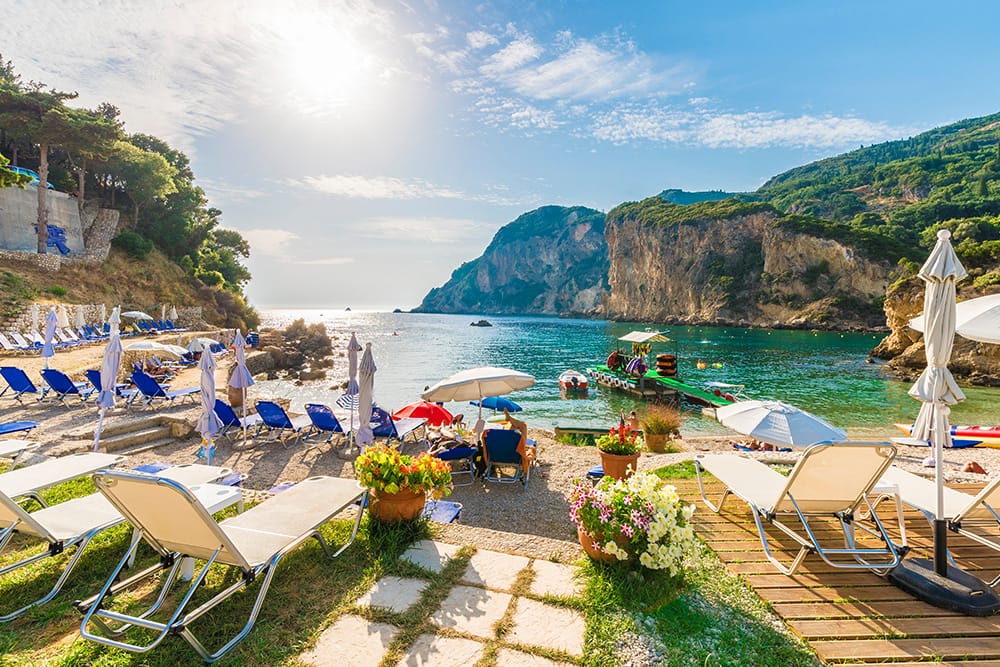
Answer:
xmin=111 ymin=231 xmax=153 ymax=259
xmin=46 ymin=285 xmax=67 ymax=297
xmin=640 ymin=406 xmax=683 ymax=436
xmin=196 ymin=269 xmax=224 ymax=287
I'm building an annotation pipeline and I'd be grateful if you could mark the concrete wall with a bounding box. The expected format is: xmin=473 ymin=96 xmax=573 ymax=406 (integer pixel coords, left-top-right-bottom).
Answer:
xmin=0 ymin=187 xmax=86 ymax=253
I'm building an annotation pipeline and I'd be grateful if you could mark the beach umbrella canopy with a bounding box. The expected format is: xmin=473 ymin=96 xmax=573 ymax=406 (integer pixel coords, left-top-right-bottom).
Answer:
xmin=75 ymin=305 xmax=86 ymax=328
xmin=196 ymin=348 xmax=221 ymax=464
xmin=345 ymin=333 xmax=362 ymax=395
xmin=422 ymin=366 xmax=535 ymax=403
xmin=41 ymin=308 xmax=57 ymax=363
xmin=168 ymin=305 xmax=178 ymax=321
xmin=160 ymin=304 xmax=166 ymax=323
xmin=186 ymin=337 xmax=219 ymax=352
xmin=355 ymin=343 xmax=377 ymax=448
xmin=470 ymin=396 xmax=523 ymax=412
xmin=228 ymin=329 xmax=254 ymax=446
xmin=93 ymin=322 xmax=123 ymax=451
xmin=56 ymin=304 xmax=70 ymax=329
xmin=121 ymin=310 xmax=154 ymax=320
xmin=394 ymin=401 xmax=453 ymax=427
xmin=911 ymin=293 xmax=1000 ymax=345
xmin=715 ymin=399 xmax=847 ymax=446
xmin=99 ymin=303 xmax=107 ymax=325
xmin=124 ymin=341 xmax=189 ymax=358
xmin=30 ymin=303 xmax=39 ymax=334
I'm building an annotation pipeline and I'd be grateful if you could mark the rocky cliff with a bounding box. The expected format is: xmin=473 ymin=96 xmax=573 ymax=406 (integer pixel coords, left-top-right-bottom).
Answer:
xmin=601 ymin=198 xmax=893 ymax=329
xmin=414 ymin=206 xmax=608 ymax=315
xmin=872 ymin=279 xmax=1000 ymax=385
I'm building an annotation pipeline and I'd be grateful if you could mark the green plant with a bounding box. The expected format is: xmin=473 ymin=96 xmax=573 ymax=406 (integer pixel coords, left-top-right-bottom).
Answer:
xmin=595 ymin=424 xmax=644 ymax=455
xmin=111 ymin=231 xmax=153 ymax=259
xmin=639 ymin=406 xmax=683 ymax=436
xmin=46 ymin=285 xmax=67 ymax=297
xmin=355 ymin=444 xmax=453 ymax=499
xmin=566 ymin=471 xmax=698 ymax=574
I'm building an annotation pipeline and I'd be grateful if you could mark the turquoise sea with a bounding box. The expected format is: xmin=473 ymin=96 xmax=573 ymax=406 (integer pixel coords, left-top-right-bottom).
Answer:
xmin=254 ymin=310 xmax=1000 ymax=437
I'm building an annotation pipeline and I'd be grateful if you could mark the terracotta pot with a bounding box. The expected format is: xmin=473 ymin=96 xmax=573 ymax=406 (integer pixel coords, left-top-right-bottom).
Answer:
xmin=370 ymin=487 xmax=426 ymax=522
xmin=227 ymin=384 xmax=244 ymax=408
xmin=645 ymin=433 xmax=668 ymax=453
xmin=577 ymin=526 xmax=632 ymax=563
xmin=599 ymin=450 xmax=640 ymax=480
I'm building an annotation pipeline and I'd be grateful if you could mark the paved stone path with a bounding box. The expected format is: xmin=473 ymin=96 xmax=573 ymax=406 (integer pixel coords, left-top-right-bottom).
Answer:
xmin=301 ymin=540 xmax=585 ymax=666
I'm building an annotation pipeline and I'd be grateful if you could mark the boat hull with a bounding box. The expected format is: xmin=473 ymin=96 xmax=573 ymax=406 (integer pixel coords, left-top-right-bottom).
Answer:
xmin=558 ymin=370 xmax=588 ymax=394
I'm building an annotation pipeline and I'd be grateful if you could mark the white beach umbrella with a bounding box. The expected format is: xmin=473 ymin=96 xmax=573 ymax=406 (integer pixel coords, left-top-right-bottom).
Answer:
xmin=715 ymin=399 xmax=847 ymax=446
xmin=228 ymin=329 xmax=255 ymax=446
xmin=120 ymin=310 xmax=154 ymax=320
xmin=75 ymin=304 xmax=86 ymax=328
xmin=337 ymin=333 xmax=363 ymax=441
xmin=168 ymin=305 xmax=178 ymax=322
xmin=56 ymin=304 xmax=70 ymax=329
xmin=124 ymin=341 xmax=189 ymax=358
xmin=186 ymin=337 xmax=219 ymax=353
xmin=422 ymin=366 xmax=535 ymax=420
xmin=99 ymin=303 xmax=107 ymax=326
xmin=30 ymin=303 xmax=39 ymax=334
xmin=196 ymin=349 xmax=221 ymax=465
xmin=109 ymin=306 xmax=120 ymax=335
xmin=41 ymin=308 xmax=57 ymax=367
xmin=911 ymin=293 xmax=1000 ymax=345
xmin=355 ymin=342 xmax=377 ymax=449
xmin=93 ymin=322 xmax=122 ymax=451
xmin=160 ymin=304 xmax=166 ymax=323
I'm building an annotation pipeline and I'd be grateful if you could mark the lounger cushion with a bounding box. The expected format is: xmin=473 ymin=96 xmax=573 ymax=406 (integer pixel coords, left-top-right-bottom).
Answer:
xmin=697 ymin=455 xmax=788 ymax=511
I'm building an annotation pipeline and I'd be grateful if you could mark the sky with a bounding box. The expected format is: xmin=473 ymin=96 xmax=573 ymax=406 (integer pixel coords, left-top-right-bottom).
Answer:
xmin=5 ymin=0 xmax=1000 ymax=310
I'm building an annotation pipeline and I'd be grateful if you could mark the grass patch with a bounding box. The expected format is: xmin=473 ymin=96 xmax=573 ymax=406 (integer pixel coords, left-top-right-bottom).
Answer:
xmin=557 ymin=433 xmax=597 ymax=447
xmin=650 ymin=460 xmax=701 ymax=479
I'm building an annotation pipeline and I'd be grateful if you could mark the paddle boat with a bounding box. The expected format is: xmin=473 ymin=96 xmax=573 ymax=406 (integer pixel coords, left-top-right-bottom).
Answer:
xmin=558 ymin=369 xmax=588 ymax=395
xmin=894 ymin=422 xmax=1000 ymax=448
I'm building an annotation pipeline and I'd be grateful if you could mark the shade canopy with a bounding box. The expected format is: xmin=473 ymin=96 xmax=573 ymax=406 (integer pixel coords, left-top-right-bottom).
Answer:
xmin=911 ymin=293 xmax=1000 ymax=345
xmin=422 ymin=366 xmax=535 ymax=403
xmin=618 ymin=330 xmax=671 ymax=343
xmin=41 ymin=308 xmax=57 ymax=360
xmin=470 ymin=396 xmax=523 ymax=412
xmin=125 ymin=341 xmax=190 ymax=358
xmin=75 ymin=305 xmax=86 ymax=328
xmin=120 ymin=311 xmax=154 ymax=320
xmin=715 ymin=399 xmax=847 ymax=446
xmin=168 ymin=305 xmax=178 ymax=321
xmin=56 ymin=304 xmax=70 ymax=329
xmin=228 ymin=329 xmax=254 ymax=389
xmin=186 ymin=337 xmax=219 ymax=352
xmin=393 ymin=401 xmax=453 ymax=427
xmin=355 ymin=343 xmax=377 ymax=447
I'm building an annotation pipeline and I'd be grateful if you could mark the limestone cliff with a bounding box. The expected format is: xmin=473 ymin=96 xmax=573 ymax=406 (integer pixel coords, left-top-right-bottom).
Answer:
xmin=601 ymin=198 xmax=893 ymax=329
xmin=872 ymin=279 xmax=1000 ymax=385
xmin=414 ymin=206 xmax=608 ymax=316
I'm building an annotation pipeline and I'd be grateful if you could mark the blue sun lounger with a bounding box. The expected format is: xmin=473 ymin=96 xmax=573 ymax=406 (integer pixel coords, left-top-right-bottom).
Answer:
xmin=40 ymin=369 xmax=94 ymax=406
xmin=0 ymin=367 xmax=42 ymax=403
xmin=84 ymin=370 xmax=138 ymax=405
xmin=370 ymin=407 xmax=425 ymax=445
xmin=0 ymin=421 xmax=39 ymax=438
xmin=129 ymin=370 xmax=199 ymax=408
xmin=304 ymin=403 xmax=346 ymax=444
xmin=254 ymin=401 xmax=312 ymax=445
xmin=214 ymin=400 xmax=264 ymax=439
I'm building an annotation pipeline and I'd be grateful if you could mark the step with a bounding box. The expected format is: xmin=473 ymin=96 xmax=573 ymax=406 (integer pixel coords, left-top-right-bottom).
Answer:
xmin=66 ymin=414 xmax=165 ymax=440
xmin=98 ymin=425 xmax=174 ymax=452
xmin=115 ymin=438 xmax=179 ymax=457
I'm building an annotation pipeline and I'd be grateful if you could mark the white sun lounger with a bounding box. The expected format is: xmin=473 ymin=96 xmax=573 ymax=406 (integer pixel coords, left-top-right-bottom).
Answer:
xmin=695 ymin=442 xmax=905 ymax=575
xmin=878 ymin=465 xmax=1000 ymax=583
xmin=0 ymin=452 xmax=125 ymax=505
xmin=0 ymin=463 xmax=233 ymax=621
xmin=79 ymin=474 xmax=366 ymax=663
xmin=0 ymin=439 xmax=39 ymax=470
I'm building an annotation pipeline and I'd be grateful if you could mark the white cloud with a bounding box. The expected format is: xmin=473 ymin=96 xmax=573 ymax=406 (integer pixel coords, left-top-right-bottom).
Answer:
xmin=197 ymin=178 xmax=267 ymax=206
xmin=242 ymin=228 xmax=353 ymax=264
xmin=296 ymin=175 xmax=466 ymax=200
xmin=360 ymin=216 xmax=493 ymax=243
xmin=481 ymin=36 xmax=542 ymax=76
xmin=466 ymin=30 xmax=498 ymax=49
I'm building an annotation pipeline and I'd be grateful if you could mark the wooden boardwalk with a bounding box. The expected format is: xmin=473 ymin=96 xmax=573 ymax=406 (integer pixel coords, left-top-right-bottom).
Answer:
xmin=674 ymin=477 xmax=1000 ymax=666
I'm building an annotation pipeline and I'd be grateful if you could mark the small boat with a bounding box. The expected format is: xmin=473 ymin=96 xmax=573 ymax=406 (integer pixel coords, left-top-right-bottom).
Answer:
xmin=894 ymin=422 xmax=1000 ymax=448
xmin=470 ymin=319 xmax=492 ymax=327
xmin=559 ymin=369 xmax=588 ymax=395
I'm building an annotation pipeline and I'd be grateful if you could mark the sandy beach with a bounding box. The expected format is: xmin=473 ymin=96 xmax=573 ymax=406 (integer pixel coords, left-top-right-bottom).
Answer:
xmin=2 ymin=336 xmax=999 ymax=553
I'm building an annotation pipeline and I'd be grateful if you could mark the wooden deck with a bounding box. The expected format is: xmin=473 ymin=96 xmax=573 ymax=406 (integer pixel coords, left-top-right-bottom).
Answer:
xmin=674 ymin=477 xmax=1000 ymax=665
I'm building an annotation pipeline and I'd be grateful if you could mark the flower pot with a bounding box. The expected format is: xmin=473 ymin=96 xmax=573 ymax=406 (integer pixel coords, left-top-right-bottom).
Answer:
xmin=645 ymin=433 xmax=668 ymax=453
xmin=370 ymin=487 xmax=426 ymax=522
xmin=599 ymin=450 xmax=640 ymax=480
xmin=577 ymin=526 xmax=632 ymax=563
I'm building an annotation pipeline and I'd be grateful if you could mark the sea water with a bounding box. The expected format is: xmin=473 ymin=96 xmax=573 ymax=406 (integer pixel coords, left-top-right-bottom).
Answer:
xmin=254 ymin=309 xmax=1000 ymax=437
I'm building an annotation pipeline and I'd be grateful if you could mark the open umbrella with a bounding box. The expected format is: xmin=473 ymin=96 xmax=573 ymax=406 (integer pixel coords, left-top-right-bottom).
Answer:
xmin=228 ymin=329 xmax=255 ymax=447
xmin=56 ymin=304 xmax=70 ymax=329
xmin=470 ymin=396 xmax=522 ymax=413
xmin=41 ymin=308 xmax=57 ymax=368
xmin=715 ymin=399 xmax=846 ymax=447
xmin=93 ymin=312 xmax=122 ymax=451
xmin=422 ymin=366 xmax=535 ymax=421
xmin=124 ymin=341 xmax=190 ymax=357
xmin=168 ymin=305 xmax=178 ymax=322
xmin=196 ymin=347 xmax=221 ymax=465
xmin=889 ymin=230 xmax=1000 ymax=614
xmin=75 ymin=305 xmax=86 ymax=328
xmin=30 ymin=303 xmax=39 ymax=335
xmin=911 ymin=293 xmax=1000 ymax=345
xmin=121 ymin=311 xmax=154 ymax=320
xmin=355 ymin=343 xmax=377 ymax=449
xmin=394 ymin=401 xmax=453 ymax=427
xmin=186 ymin=337 xmax=219 ymax=353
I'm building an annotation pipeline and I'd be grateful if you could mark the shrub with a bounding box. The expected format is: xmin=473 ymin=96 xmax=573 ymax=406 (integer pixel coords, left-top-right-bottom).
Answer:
xmin=111 ymin=231 xmax=153 ymax=259
xmin=46 ymin=285 xmax=67 ymax=297
xmin=196 ymin=269 xmax=224 ymax=287
xmin=639 ymin=406 xmax=683 ymax=436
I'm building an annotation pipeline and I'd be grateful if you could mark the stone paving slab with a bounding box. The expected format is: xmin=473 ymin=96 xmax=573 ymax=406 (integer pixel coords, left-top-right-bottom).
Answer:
xmin=397 ymin=633 xmax=484 ymax=667
xmin=459 ymin=548 xmax=531 ymax=591
xmin=428 ymin=584 xmax=513 ymax=638
xmin=356 ymin=576 xmax=428 ymax=613
xmin=528 ymin=559 xmax=583 ymax=599
xmin=495 ymin=648 xmax=578 ymax=667
xmin=402 ymin=539 xmax=462 ymax=573
xmin=506 ymin=597 xmax=586 ymax=657
xmin=301 ymin=615 xmax=399 ymax=667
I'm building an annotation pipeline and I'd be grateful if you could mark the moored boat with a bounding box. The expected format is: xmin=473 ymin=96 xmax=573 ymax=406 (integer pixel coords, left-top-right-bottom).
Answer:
xmin=559 ymin=369 xmax=588 ymax=394
xmin=894 ymin=422 xmax=1000 ymax=448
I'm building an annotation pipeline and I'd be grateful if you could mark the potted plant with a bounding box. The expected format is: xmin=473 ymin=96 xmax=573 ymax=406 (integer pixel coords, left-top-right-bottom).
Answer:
xmin=639 ymin=406 xmax=683 ymax=453
xmin=354 ymin=444 xmax=453 ymax=522
xmin=595 ymin=415 xmax=644 ymax=480
xmin=566 ymin=471 xmax=698 ymax=575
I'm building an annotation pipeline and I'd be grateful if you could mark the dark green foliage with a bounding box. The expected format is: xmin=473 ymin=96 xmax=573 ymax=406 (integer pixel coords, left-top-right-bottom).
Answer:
xmin=658 ymin=188 xmax=748 ymax=205
xmin=607 ymin=197 xmax=775 ymax=228
xmin=45 ymin=285 xmax=67 ymax=297
xmin=110 ymin=231 xmax=153 ymax=259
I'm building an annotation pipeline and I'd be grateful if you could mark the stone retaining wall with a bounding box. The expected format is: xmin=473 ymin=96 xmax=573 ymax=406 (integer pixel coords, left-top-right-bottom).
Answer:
xmin=4 ymin=303 xmax=204 ymax=333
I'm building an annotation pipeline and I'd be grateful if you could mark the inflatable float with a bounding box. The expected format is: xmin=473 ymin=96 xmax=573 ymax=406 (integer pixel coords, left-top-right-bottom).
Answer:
xmin=894 ymin=423 xmax=1000 ymax=448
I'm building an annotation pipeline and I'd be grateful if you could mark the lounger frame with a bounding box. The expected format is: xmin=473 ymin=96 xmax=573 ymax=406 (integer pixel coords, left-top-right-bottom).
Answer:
xmin=695 ymin=442 xmax=905 ymax=575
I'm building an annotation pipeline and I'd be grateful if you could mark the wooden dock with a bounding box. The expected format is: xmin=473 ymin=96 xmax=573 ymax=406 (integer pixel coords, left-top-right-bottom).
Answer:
xmin=586 ymin=365 xmax=735 ymax=407
xmin=674 ymin=477 xmax=1000 ymax=665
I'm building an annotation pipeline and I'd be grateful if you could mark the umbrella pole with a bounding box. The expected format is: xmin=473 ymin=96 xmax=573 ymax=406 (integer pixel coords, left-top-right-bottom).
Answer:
xmin=242 ymin=387 xmax=247 ymax=449
xmin=934 ymin=405 xmax=949 ymax=577
xmin=93 ymin=408 xmax=105 ymax=452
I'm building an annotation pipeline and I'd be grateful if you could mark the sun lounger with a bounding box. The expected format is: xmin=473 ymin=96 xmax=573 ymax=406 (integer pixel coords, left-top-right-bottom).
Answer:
xmin=370 ymin=407 xmax=426 ymax=445
xmin=40 ymin=368 xmax=94 ymax=405
xmin=0 ymin=464 xmax=235 ymax=621
xmin=129 ymin=370 xmax=199 ymax=407
xmin=254 ymin=400 xmax=312 ymax=445
xmin=85 ymin=369 xmax=138 ymax=404
xmin=0 ymin=366 xmax=42 ymax=402
xmin=0 ymin=440 xmax=39 ymax=470
xmin=214 ymin=399 xmax=264 ymax=439
xmin=304 ymin=403 xmax=346 ymax=445
xmin=695 ymin=442 xmax=905 ymax=575
xmin=9 ymin=332 xmax=39 ymax=351
xmin=0 ymin=333 xmax=27 ymax=353
xmin=78 ymin=473 xmax=365 ymax=662
xmin=0 ymin=452 xmax=125 ymax=505
xmin=481 ymin=428 xmax=532 ymax=488
xmin=877 ymin=465 xmax=1000 ymax=583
